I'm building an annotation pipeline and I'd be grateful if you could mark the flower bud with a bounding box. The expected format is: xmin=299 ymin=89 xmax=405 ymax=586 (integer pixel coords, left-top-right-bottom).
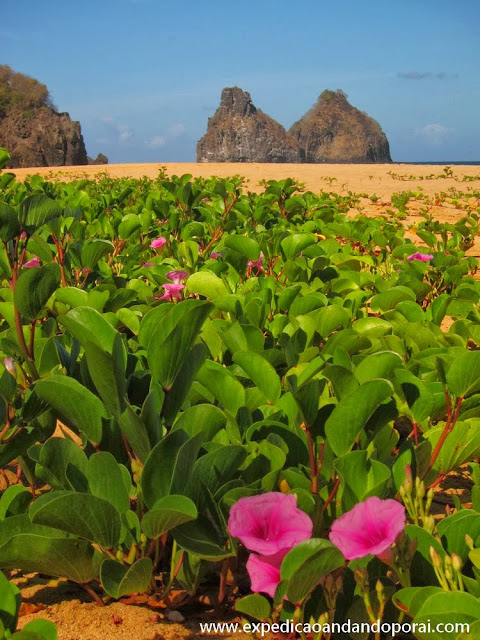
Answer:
xmin=444 ymin=554 xmax=452 ymax=568
xmin=416 ymin=478 xmax=425 ymax=500
xmin=424 ymin=515 xmax=436 ymax=534
xmin=403 ymin=465 xmax=413 ymax=495
xmin=465 ymin=534 xmax=474 ymax=550
xmin=375 ymin=579 xmax=384 ymax=595
xmin=429 ymin=546 xmax=442 ymax=569
xmin=451 ymin=553 xmax=463 ymax=573
xmin=3 ymin=357 xmax=16 ymax=379
xmin=354 ymin=567 xmax=368 ymax=588
xmin=445 ymin=567 xmax=453 ymax=582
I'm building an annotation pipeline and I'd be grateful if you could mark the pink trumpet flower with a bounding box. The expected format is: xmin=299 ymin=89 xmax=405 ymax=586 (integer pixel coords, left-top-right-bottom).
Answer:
xmin=406 ymin=251 xmax=434 ymax=262
xmin=246 ymin=550 xmax=287 ymax=598
xmin=329 ymin=497 xmax=406 ymax=561
xmin=150 ymin=237 xmax=167 ymax=249
xmin=156 ymin=283 xmax=185 ymax=301
xmin=23 ymin=257 xmax=41 ymax=268
xmin=228 ymin=492 xmax=313 ymax=556
xmin=165 ymin=270 xmax=189 ymax=284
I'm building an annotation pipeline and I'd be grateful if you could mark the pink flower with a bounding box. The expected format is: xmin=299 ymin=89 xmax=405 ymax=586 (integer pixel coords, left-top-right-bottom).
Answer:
xmin=142 ymin=262 xmax=154 ymax=268
xmin=150 ymin=237 xmax=167 ymax=249
xmin=156 ymin=283 xmax=185 ymax=301
xmin=210 ymin=252 xmax=222 ymax=259
xmin=228 ymin=493 xmax=313 ymax=556
xmin=246 ymin=550 xmax=287 ymax=598
xmin=23 ymin=257 xmax=41 ymax=268
xmin=165 ymin=270 xmax=188 ymax=284
xmin=247 ymin=252 xmax=265 ymax=272
xmin=407 ymin=251 xmax=434 ymax=262
xmin=329 ymin=497 xmax=406 ymax=561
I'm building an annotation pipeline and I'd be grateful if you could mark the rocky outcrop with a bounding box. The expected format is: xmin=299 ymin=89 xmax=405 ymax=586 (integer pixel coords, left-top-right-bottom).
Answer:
xmin=0 ymin=65 xmax=92 ymax=168
xmin=0 ymin=109 xmax=89 ymax=168
xmin=88 ymin=153 xmax=108 ymax=165
xmin=289 ymin=90 xmax=392 ymax=163
xmin=197 ymin=87 xmax=302 ymax=163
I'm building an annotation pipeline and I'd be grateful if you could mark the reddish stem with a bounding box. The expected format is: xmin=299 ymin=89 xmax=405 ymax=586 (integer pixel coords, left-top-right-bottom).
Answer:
xmin=323 ymin=478 xmax=341 ymax=512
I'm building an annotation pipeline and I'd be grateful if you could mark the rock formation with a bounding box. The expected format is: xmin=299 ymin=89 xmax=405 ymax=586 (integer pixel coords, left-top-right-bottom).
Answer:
xmin=0 ymin=65 xmax=93 ymax=168
xmin=197 ymin=87 xmax=301 ymax=163
xmin=88 ymin=153 xmax=109 ymax=165
xmin=289 ymin=90 xmax=392 ymax=163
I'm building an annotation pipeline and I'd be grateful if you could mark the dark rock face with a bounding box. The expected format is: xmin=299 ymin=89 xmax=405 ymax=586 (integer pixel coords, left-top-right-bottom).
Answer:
xmin=0 ymin=109 xmax=88 ymax=168
xmin=289 ymin=90 xmax=392 ymax=163
xmin=197 ymin=87 xmax=302 ymax=163
xmin=88 ymin=153 xmax=109 ymax=165
xmin=0 ymin=65 xmax=94 ymax=168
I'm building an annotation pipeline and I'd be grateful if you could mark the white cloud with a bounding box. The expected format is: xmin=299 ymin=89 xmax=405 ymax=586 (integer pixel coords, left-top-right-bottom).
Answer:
xmin=415 ymin=124 xmax=453 ymax=145
xmin=145 ymin=123 xmax=186 ymax=148
xmin=146 ymin=136 xmax=167 ymax=148
xmin=99 ymin=117 xmax=134 ymax=144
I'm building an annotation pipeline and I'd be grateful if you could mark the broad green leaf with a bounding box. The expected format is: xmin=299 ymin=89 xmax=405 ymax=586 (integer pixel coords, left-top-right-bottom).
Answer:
xmin=196 ymin=360 xmax=246 ymax=414
xmin=354 ymin=351 xmax=404 ymax=384
xmin=172 ymin=404 xmax=227 ymax=440
xmin=35 ymin=437 xmax=88 ymax=492
xmin=119 ymin=404 xmax=152 ymax=463
xmin=370 ymin=287 xmax=416 ymax=312
xmin=147 ymin=300 xmax=212 ymax=389
xmin=415 ymin=591 xmax=480 ymax=639
xmin=84 ymin=334 xmax=126 ymax=419
xmin=54 ymin=287 xmax=88 ymax=308
xmin=35 ymin=376 xmax=106 ymax=445
xmin=309 ymin=305 xmax=350 ymax=337
xmin=224 ymin=235 xmax=260 ymax=260
xmin=14 ymin=264 xmax=60 ymax=321
xmin=80 ymin=239 xmax=114 ymax=270
xmin=0 ymin=515 xmax=99 ymax=583
xmin=186 ymin=271 xmax=229 ymax=299
xmin=30 ymin=491 xmax=121 ymax=548
xmin=233 ymin=351 xmax=281 ymax=404
xmin=141 ymin=430 xmax=203 ymax=509
xmin=335 ymin=450 xmax=391 ymax=510
xmin=446 ymin=351 xmax=480 ymax=398
xmin=59 ymin=307 xmax=118 ymax=352
xmin=0 ymin=202 xmax=20 ymax=242
xmin=280 ymin=539 xmax=345 ymax=604
xmin=235 ymin=594 xmax=271 ymax=621
xmin=100 ymin=557 xmax=152 ymax=599
xmin=0 ymin=570 xmax=20 ymax=633
xmin=17 ymin=619 xmax=58 ymax=640
xmin=87 ymin=452 xmax=130 ymax=514
xmin=19 ymin=194 xmax=62 ymax=233
xmin=141 ymin=495 xmax=197 ymax=539
xmin=281 ymin=234 xmax=316 ymax=259
xmin=325 ymin=379 xmax=394 ymax=456
xmin=172 ymin=514 xmax=233 ymax=560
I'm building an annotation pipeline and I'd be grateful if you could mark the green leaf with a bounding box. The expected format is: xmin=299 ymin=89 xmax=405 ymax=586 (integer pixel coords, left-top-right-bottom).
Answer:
xmin=224 ymin=235 xmax=260 ymax=261
xmin=354 ymin=351 xmax=404 ymax=384
xmin=141 ymin=430 xmax=203 ymax=509
xmin=186 ymin=271 xmax=229 ymax=299
xmin=80 ymin=239 xmax=114 ymax=270
xmin=172 ymin=404 xmax=227 ymax=440
xmin=19 ymin=194 xmax=62 ymax=233
xmin=446 ymin=351 xmax=480 ymax=398
xmin=335 ymin=450 xmax=391 ymax=510
xmin=34 ymin=376 xmax=106 ymax=445
xmin=425 ymin=420 xmax=480 ymax=476
xmin=172 ymin=514 xmax=233 ymax=560
xmin=235 ymin=594 xmax=272 ymax=621
xmin=370 ymin=287 xmax=416 ymax=312
xmin=59 ymin=307 xmax=118 ymax=352
xmin=34 ymin=437 xmax=88 ymax=492
xmin=309 ymin=305 xmax=350 ymax=337
xmin=54 ymin=287 xmax=88 ymax=308
xmin=100 ymin=557 xmax=152 ymax=599
xmin=0 ymin=147 xmax=10 ymax=169
xmin=196 ymin=360 xmax=245 ymax=414
xmin=147 ymin=300 xmax=212 ymax=389
xmin=84 ymin=334 xmax=126 ymax=419
xmin=0 ymin=515 xmax=100 ymax=583
xmin=87 ymin=452 xmax=130 ymax=514
xmin=119 ymin=404 xmax=152 ymax=463
xmin=0 ymin=202 xmax=20 ymax=242
xmin=14 ymin=264 xmax=60 ymax=321
xmin=233 ymin=351 xmax=281 ymax=404
xmin=17 ymin=619 xmax=58 ymax=640
xmin=281 ymin=234 xmax=316 ymax=259
xmin=415 ymin=591 xmax=480 ymax=639
xmin=325 ymin=379 xmax=394 ymax=456
xmin=280 ymin=539 xmax=345 ymax=604
xmin=0 ymin=570 xmax=20 ymax=633
xmin=141 ymin=495 xmax=197 ymax=539
xmin=29 ymin=491 xmax=121 ymax=548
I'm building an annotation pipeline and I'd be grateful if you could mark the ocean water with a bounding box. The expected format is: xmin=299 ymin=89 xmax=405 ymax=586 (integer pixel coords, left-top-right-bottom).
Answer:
xmin=400 ymin=161 xmax=480 ymax=166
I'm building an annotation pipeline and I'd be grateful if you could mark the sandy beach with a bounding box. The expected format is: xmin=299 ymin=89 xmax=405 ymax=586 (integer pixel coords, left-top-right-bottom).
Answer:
xmin=10 ymin=162 xmax=480 ymax=201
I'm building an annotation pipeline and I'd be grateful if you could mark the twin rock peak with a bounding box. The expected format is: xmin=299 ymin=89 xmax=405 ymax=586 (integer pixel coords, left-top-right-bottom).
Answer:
xmin=197 ymin=87 xmax=392 ymax=164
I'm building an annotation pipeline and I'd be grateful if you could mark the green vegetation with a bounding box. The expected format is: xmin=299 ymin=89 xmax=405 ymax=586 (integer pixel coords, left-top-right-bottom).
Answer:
xmin=0 ymin=147 xmax=480 ymax=635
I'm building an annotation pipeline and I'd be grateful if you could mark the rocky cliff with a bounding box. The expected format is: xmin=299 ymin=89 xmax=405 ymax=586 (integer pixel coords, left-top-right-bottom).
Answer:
xmin=0 ymin=65 xmax=93 ymax=168
xmin=197 ymin=87 xmax=301 ymax=163
xmin=289 ymin=90 xmax=392 ymax=163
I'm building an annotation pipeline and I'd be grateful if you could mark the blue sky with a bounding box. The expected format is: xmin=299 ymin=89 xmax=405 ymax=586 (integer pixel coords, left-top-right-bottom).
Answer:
xmin=2 ymin=0 xmax=479 ymax=163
